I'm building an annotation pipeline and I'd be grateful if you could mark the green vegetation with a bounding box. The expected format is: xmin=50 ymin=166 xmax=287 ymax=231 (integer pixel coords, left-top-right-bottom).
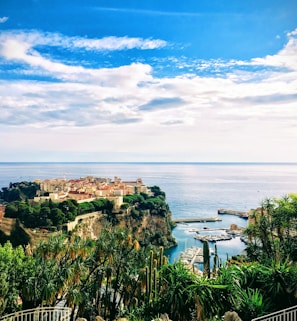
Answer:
xmin=203 ymin=240 xmax=210 ymax=278
xmin=4 ymin=198 xmax=114 ymax=229
xmin=0 ymin=228 xmax=165 ymax=320
xmin=0 ymin=241 xmax=32 ymax=314
xmin=2 ymin=182 xmax=170 ymax=231
xmin=244 ymin=194 xmax=297 ymax=264
xmin=1 ymin=181 xmax=176 ymax=251
xmin=0 ymin=181 xmax=40 ymax=202
xmin=123 ymin=187 xmax=169 ymax=217
xmin=122 ymin=188 xmax=176 ymax=248
xmin=5 ymin=230 xmax=290 ymax=321
xmin=1 ymin=186 xmax=297 ymax=320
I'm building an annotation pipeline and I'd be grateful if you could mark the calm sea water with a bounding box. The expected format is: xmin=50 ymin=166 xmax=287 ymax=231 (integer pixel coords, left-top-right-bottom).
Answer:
xmin=1 ymin=162 xmax=297 ymax=266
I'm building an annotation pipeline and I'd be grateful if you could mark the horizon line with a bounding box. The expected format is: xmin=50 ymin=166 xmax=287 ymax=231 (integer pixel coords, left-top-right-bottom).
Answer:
xmin=0 ymin=161 xmax=296 ymax=165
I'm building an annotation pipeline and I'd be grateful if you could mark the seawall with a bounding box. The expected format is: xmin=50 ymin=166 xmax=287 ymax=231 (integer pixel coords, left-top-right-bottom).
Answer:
xmin=218 ymin=209 xmax=248 ymax=218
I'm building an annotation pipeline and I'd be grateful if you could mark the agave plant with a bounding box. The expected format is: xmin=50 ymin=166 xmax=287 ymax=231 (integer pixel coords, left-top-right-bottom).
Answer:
xmin=235 ymin=288 xmax=271 ymax=321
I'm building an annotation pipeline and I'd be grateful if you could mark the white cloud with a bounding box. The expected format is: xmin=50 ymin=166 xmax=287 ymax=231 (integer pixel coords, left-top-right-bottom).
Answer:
xmin=251 ymin=28 xmax=297 ymax=70
xmin=71 ymin=36 xmax=167 ymax=50
xmin=0 ymin=30 xmax=162 ymax=83
xmin=0 ymin=30 xmax=167 ymax=52
xmin=287 ymin=29 xmax=297 ymax=37
xmin=0 ymin=29 xmax=297 ymax=161
xmin=0 ymin=17 xmax=8 ymax=23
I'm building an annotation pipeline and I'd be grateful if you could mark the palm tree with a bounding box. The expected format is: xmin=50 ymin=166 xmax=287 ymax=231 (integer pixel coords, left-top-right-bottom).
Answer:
xmin=75 ymin=226 xmax=150 ymax=321
xmin=245 ymin=195 xmax=297 ymax=264
xmin=158 ymin=261 xmax=196 ymax=321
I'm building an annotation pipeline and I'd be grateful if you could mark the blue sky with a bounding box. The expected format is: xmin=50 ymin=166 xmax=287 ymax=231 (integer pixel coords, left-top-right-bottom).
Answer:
xmin=0 ymin=0 xmax=297 ymax=162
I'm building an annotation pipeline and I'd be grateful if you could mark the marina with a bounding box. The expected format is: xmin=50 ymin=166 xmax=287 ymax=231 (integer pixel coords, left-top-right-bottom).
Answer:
xmin=179 ymin=246 xmax=214 ymax=265
xmin=175 ymin=219 xmax=246 ymax=266
xmin=187 ymin=225 xmax=244 ymax=242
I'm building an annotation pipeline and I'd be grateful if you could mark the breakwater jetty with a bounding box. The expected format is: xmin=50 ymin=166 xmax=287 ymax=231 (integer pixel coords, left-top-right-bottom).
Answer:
xmin=174 ymin=217 xmax=222 ymax=223
xmin=218 ymin=209 xmax=248 ymax=218
xmin=194 ymin=234 xmax=232 ymax=242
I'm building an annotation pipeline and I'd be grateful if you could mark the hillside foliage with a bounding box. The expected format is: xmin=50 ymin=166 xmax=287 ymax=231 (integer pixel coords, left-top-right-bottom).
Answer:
xmin=4 ymin=198 xmax=113 ymax=229
xmin=0 ymin=181 xmax=40 ymax=202
xmin=2 ymin=183 xmax=171 ymax=230
xmin=1 ymin=189 xmax=297 ymax=320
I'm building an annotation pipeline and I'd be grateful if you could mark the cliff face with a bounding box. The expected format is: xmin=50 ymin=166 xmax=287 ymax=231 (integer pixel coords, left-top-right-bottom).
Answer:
xmin=1 ymin=191 xmax=177 ymax=249
xmin=114 ymin=209 xmax=177 ymax=248
xmin=73 ymin=209 xmax=177 ymax=249
xmin=0 ymin=210 xmax=177 ymax=249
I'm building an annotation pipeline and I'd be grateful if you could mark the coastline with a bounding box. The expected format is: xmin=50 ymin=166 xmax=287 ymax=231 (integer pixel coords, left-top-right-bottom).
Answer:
xmin=1 ymin=162 xmax=297 ymax=268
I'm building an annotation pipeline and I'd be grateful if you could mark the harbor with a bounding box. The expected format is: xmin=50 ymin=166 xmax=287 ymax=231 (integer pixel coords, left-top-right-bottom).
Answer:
xmin=187 ymin=224 xmax=244 ymax=242
xmin=172 ymin=216 xmax=247 ymax=268
xmin=179 ymin=246 xmax=214 ymax=265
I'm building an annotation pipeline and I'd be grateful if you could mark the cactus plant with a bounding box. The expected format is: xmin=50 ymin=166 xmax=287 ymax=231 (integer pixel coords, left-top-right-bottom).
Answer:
xmin=212 ymin=244 xmax=218 ymax=277
xmin=203 ymin=240 xmax=210 ymax=278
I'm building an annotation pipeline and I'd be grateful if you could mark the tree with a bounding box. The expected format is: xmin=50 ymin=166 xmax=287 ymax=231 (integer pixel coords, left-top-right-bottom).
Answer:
xmin=20 ymin=234 xmax=94 ymax=314
xmin=1 ymin=187 xmax=21 ymax=202
xmin=78 ymin=227 xmax=148 ymax=321
xmin=1 ymin=182 xmax=39 ymax=202
xmin=4 ymin=203 xmax=19 ymax=218
xmin=39 ymin=206 xmax=52 ymax=227
xmin=217 ymin=261 xmax=297 ymax=319
xmin=0 ymin=242 xmax=33 ymax=315
xmin=244 ymin=195 xmax=297 ymax=264
xmin=49 ymin=208 xmax=64 ymax=226
xmin=157 ymin=262 xmax=196 ymax=321
xmin=149 ymin=186 xmax=166 ymax=199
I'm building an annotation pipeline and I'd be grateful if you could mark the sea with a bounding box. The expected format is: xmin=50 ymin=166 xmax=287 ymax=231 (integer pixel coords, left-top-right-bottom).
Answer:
xmin=1 ymin=162 xmax=297 ymax=268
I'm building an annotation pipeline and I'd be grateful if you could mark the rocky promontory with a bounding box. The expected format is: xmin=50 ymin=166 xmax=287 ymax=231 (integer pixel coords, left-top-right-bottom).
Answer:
xmin=0 ymin=178 xmax=177 ymax=249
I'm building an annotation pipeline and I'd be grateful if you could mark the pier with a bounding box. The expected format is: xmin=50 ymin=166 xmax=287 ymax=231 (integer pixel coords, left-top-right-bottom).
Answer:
xmin=218 ymin=209 xmax=248 ymax=218
xmin=180 ymin=247 xmax=204 ymax=264
xmin=191 ymin=227 xmax=229 ymax=232
xmin=179 ymin=246 xmax=215 ymax=265
xmin=174 ymin=217 xmax=222 ymax=223
xmin=194 ymin=234 xmax=232 ymax=242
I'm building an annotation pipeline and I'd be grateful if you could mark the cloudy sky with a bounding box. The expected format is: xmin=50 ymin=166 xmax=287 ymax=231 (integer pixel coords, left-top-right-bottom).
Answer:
xmin=0 ymin=0 xmax=297 ymax=162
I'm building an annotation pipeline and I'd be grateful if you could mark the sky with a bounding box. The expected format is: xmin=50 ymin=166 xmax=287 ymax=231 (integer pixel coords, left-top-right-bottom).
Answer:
xmin=0 ymin=0 xmax=297 ymax=162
